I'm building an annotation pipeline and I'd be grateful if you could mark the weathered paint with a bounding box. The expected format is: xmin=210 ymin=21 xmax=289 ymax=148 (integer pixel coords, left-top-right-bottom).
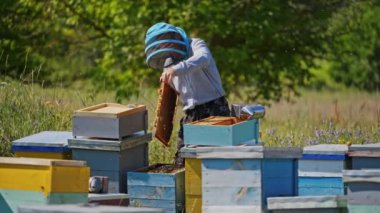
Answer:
xmin=267 ymin=195 xmax=347 ymax=213
xmin=18 ymin=204 xmax=164 ymax=213
xmin=184 ymin=117 xmax=259 ymax=146
xmin=88 ymin=193 xmax=129 ymax=206
xmin=0 ymin=190 xmax=87 ymax=213
xmin=11 ymin=131 xmax=72 ymax=159
xmin=185 ymin=159 xmax=202 ymax=213
xmin=348 ymin=144 xmax=380 ymax=170
xmin=127 ymin=164 xmax=185 ymax=213
xmin=0 ymin=157 xmax=89 ymax=196
xmin=298 ymin=160 xmax=344 ymax=177
xmin=69 ymin=132 xmax=150 ymax=193
xmin=347 ymin=204 xmax=380 ymax=213
xmin=298 ymin=177 xmax=344 ymax=196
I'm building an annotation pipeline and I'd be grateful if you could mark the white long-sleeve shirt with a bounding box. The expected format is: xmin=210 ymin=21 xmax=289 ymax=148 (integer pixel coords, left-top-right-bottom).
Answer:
xmin=171 ymin=38 xmax=225 ymax=111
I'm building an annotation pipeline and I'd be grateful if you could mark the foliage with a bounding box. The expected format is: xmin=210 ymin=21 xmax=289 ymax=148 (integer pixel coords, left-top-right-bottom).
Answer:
xmin=0 ymin=0 xmax=379 ymax=102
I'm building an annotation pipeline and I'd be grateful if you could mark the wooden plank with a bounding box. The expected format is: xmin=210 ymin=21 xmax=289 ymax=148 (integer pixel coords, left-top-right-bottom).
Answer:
xmin=298 ymin=160 xmax=345 ymax=177
xmin=352 ymin=157 xmax=380 ymax=170
xmin=14 ymin=151 xmax=71 ymax=160
xmin=50 ymin=166 xmax=89 ymax=193
xmin=343 ymin=169 xmax=380 ymax=183
xmin=203 ymin=187 xmax=261 ymax=206
xmin=130 ymin=198 xmax=176 ymax=212
xmin=88 ymin=193 xmax=128 ymax=201
xmin=47 ymin=192 xmax=88 ymax=204
xmin=128 ymin=186 xmax=176 ymax=200
xmin=267 ymin=196 xmax=347 ymax=210
xmin=347 ymin=182 xmax=380 ymax=205
xmin=128 ymin=172 xmax=176 ymax=187
xmin=349 ymin=143 xmax=380 ymax=152
xmin=12 ymin=131 xmax=72 ymax=148
xmin=186 ymin=195 xmax=202 ymax=213
xmin=203 ymin=170 xmax=261 ymax=187
xmin=18 ymin=204 xmax=164 ymax=213
xmin=303 ymin=144 xmax=348 ymax=155
xmin=185 ymin=159 xmax=202 ymax=195
xmin=298 ymin=177 xmax=344 ymax=196
xmin=0 ymin=157 xmax=86 ymax=167
xmin=74 ymin=103 xmax=146 ymax=118
xmin=301 ymin=154 xmax=347 ymax=160
xmin=348 ymin=151 xmax=380 ymax=157
xmin=347 ymin=204 xmax=380 ymax=213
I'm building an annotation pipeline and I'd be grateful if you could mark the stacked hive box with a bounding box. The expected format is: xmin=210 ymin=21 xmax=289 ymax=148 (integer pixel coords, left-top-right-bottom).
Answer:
xmin=69 ymin=103 xmax=150 ymax=193
xmin=0 ymin=157 xmax=89 ymax=213
xmin=267 ymin=195 xmax=347 ymax=213
xmin=12 ymin=131 xmax=73 ymax=159
xmin=88 ymin=193 xmax=129 ymax=206
xmin=127 ymin=164 xmax=185 ymax=212
xmin=343 ymin=169 xmax=380 ymax=212
xmin=181 ymin=146 xmax=302 ymax=212
xmin=68 ymin=132 xmax=150 ymax=193
xmin=298 ymin=144 xmax=348 ymax=196
xmin=347 ymin=143 xmax=380 ymax=169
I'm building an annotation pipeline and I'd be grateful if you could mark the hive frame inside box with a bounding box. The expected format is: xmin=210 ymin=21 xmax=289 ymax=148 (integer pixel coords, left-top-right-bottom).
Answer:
xmin=73 ymin=103 xmax=148 ymax=140
xmin=184 ymin=116 xmax=260 ymax=146
xmin=180 ymin=146 xmax=302 ymax=212
xmin=68 ymin=132 xmax=151 ymax=193
xmin=298 ymin=144 xmax=348 ymax=196
xmin=11 ymin=131 xmax=73 ymax=159
xmin=127 ymin=164 xmax=185 ymax=213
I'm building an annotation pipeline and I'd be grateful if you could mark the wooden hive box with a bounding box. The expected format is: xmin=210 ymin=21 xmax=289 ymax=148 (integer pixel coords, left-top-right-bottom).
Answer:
xmin=343 ymin=169 xmax=380 ymax=212
xmin=12 ymin=131 xmax=73 ymax=159
xmin=0 ymin=157 xmax=89 ymax=212
xmin=68 ymin=132 xmax=151 ymax=193
xmin=180 ymin=146 xmax=302 ymax=212
xmin=73 ymin=103 xmax=148 ymax=140
xmin=348 ymin=143 xmax=380 ymax=169
xmin=298 ymin=144 xmax=349 ymax=196
xmin=127 ymin=164 xmax=185 ymax=213
xmin=18 ymin=204 xmax=164 ymax=213
xmin=267 ymin=195 xmax=347 ymax=213
xmin=184 ymin=116 xmax=260 ymax=146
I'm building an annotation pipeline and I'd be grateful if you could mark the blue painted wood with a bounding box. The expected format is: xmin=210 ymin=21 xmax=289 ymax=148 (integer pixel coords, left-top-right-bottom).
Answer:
xmin=11 ymin=131 xmax=72 ymax=153
xmin=298 ymin=177 xmax=344 ymax=196
xmin=298 ymin=159 xmax=345 ymax=177
xmin=352 ymin=157 xmax=380 ymax=170
xmin=127 ymin=164 xmax=185 ymax=212
xmin=184 ymin=118 xmax=259 ymax=146
xmin=302 ymin=154 xmax=347 ymax=160
xmin=128 ymin=186 xmax=176 ymax=200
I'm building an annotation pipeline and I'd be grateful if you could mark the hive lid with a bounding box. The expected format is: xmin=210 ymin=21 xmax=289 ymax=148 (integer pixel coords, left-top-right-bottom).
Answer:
xmin=74 ymin=103 xmax=146 ymax=118
xmin=349 ymin=143 xmax=380 ymax=152
xmin=303 ymin=144 xmax=348 ymax=155
xmin=267 ymin=196 xmax=347 ymax=210
xmin=0 ymin=157 xmax=87 ymax=167
xmin=12 ymin=131 xmax=72 ymax=148
xmin=68 ymin=131 xmax=151 ymax=151
xmin=343 ymin=169 xmax=380 ymax=183
xmin=180 ymin=145 xmax=302 ymax=159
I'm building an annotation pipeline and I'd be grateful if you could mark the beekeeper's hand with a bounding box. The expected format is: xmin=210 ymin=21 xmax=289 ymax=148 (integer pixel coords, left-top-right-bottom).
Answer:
xmin=160 ymin=67 xmax=175 ymax=84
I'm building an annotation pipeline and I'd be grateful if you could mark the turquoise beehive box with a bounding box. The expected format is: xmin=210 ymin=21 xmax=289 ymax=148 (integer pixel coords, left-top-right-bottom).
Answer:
xmin=184 ymin=116 xmax=260 ymax=146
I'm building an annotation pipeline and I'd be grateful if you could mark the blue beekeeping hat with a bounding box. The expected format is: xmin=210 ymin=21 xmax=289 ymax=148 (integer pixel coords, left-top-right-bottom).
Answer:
xmin=145 ymin=22 xmax=190 ymax=70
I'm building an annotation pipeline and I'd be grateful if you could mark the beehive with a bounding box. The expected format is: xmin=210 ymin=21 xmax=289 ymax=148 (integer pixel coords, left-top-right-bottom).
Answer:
xmin=73 ymin=103 xmax=147 ymax=140
xmin=127 ymin=164 xmax=185 ymax=213
xmin=267 ymin=195 xmax=347 ymax=213
xmin=0 ymin=157 xmax=89 ymax=212
xmin=181 ymin=146 xmax=302 ymax=212
xmin=184 ymin=116 xmax=260 ymax=146
xmin=343 ymin=169 xmax=380 ymax=212
xmin=68 ymin=132 xmax=151 ymax=193
xmin=88 ymin=193 xmax=129 ymax=206
xmin=298 ymin=144 xmax=348 ymax=196
xmin=348 ymin=143 xmax=380 ymax=169
xmin=12 ymin=131 xmax=72 ymax=159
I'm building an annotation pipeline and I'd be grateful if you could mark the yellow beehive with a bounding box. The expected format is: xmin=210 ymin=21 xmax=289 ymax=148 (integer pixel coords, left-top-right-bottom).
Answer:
xmin=0 ymin=157 xmax=89 ymax=196
xmin=185 ymin=158 xmax=202 ymax=213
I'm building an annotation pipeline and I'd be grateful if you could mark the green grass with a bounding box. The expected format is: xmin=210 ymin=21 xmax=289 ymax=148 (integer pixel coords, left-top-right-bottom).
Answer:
xmin=1 ymin=79 xmax=379 ymax=164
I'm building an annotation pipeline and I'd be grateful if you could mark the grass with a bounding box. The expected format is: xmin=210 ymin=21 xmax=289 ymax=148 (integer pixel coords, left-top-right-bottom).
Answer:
xmin=1 ymin=78 xmax=379 ymax=164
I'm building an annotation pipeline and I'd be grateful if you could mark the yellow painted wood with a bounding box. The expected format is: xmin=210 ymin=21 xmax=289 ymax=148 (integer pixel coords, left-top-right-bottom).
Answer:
xmin=0 ymin=157 xmax=89 ymax=196
xmin=185 ymin=159 xmax=202 ymax=213
xmin=15 ymin=151 xmax=71 ymax=160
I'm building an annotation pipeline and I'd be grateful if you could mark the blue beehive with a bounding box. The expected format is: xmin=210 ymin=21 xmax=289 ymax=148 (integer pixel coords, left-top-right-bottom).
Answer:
xmin=298 ymin=144 xmax=348 ymax=196
xmin=184 ymin=116 xmax=260 ymax=146
xmin=127 ymin=164 xmax=185 ymax=213
xmin=348 ymin=143 xmax=380 ymax=170
xmin=68 ymin=132 xmax=151 ymax=193
xmin=343 ymin=169 xmax=380 ymax=212
xmin=181 ymin=146 xmax=302 ymax=212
